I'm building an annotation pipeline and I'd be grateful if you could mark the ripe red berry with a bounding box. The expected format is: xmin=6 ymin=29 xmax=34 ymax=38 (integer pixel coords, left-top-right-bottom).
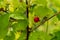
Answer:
xmin=34 ymin=16 xmax=40 ymax=22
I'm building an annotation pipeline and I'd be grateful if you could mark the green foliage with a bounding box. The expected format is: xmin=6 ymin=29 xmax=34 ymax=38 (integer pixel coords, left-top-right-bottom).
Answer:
xmin=18 ymin=31 xmax=26 ymax=40
xmin=4 ymin=31 xmax=15 ymax=40
xmin=0 ymin=13 xmax=9 ymax=38
xmin=51 ymin=7 xmax=60 ymax=20
xmin=32 ymin=0 xmax=47 ymax=6
xmin=34 ymin=6 xmax=53 ymax=18
xmin=29 ymin=31 xmax=51 ymax=40
xmin=12 ymin=19 xmax=28 ymax=31
xmin=0 ymin=0 xmax=60 ymax=40
xmin=51 ymin=31 xmax=60 ymax=40
xmin=29 ymin=31 xmax=42 ymax=40
xmin=50 ymin=0 xmax=60 ymax=7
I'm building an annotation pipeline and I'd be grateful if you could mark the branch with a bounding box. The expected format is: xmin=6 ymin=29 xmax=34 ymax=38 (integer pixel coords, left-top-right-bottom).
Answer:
xmin=26 ymin=0 xmax=31 ymax=40
xmin=31 ymin=12 xmax=60 ymax=32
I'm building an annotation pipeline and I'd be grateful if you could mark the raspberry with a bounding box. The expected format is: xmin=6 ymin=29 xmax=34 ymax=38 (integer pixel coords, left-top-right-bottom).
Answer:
xmin=34 ymin=16 xmax=40 ymax=22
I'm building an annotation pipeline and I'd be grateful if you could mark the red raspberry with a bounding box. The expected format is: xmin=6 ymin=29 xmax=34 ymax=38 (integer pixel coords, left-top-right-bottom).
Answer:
xmin=34 ymin=16 xmax=40 ymax=22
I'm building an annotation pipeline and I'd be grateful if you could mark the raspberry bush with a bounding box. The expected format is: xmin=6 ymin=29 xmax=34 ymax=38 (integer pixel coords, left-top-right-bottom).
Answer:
xmin=0 ymin=0 xmax=60 ymax=40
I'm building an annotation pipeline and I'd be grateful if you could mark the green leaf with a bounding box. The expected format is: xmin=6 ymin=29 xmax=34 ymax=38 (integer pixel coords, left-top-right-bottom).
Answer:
xmin=0 ymin=13 xmax=9 ymax=38
xmin=10 ymin=13 xmax=26 ymax=20
xmin=29 ymin=31 xmax=51 ymax=40
xmin=10 ymin=8 xmax=26 ymax=20
xmin=18 ymin=31 xmax=26 ymax=40
xmin=51 ymin=31 xmax=60 ymax=40
xmin=29 ymin=31 xmax=41 ymax=40
xmin=12 ymin=19 xmax=28 ymax=31
xmin=34 ymin=6 xmax=53 ymax=18
xmin=29 ymin=31 xmax=42 ymax=40
xmin=4 ymin=31 xmax=15 ymax=40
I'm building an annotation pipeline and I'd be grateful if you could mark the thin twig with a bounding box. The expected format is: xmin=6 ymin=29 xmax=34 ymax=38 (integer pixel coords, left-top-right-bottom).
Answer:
xmin=31 ymin=12 xmax=60 ymax=32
